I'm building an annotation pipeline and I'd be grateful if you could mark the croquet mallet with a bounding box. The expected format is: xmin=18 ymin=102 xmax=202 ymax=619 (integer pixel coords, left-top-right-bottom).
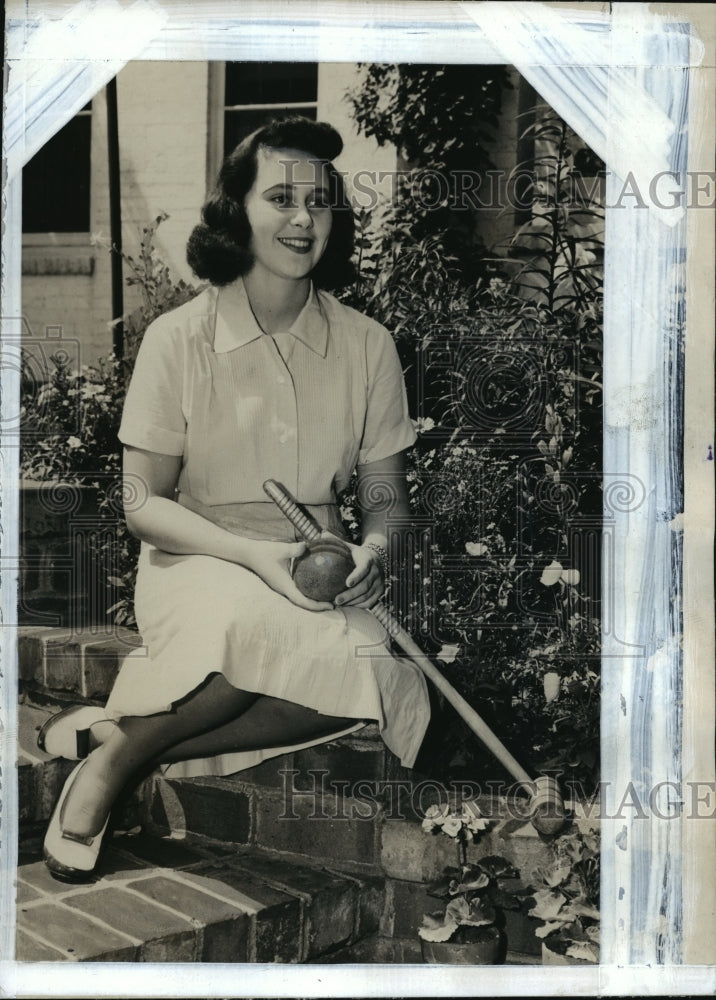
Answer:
xmin=263 ymin=479 xmax=565 ymax=835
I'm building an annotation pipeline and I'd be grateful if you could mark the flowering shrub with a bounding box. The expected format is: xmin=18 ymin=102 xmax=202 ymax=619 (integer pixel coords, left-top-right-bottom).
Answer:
xmin=20 ymin=215 xmax=201 ymax=627
xmin=343 ymin=66 xmax=603 ymax=795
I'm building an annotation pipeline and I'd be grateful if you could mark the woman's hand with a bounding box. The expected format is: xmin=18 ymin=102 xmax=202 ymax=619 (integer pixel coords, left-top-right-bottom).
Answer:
xmin=333 ymin=539 xmax=385 ymax=610
xmin=245 ymin=539 xmax=334 ymax=612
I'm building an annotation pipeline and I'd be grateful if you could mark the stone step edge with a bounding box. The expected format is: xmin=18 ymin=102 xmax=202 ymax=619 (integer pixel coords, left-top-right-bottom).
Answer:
xmin=17 ymin=628 xmax=384 ymax=751
xmin=140 ymin=772 xmax=566 ymax=891
xmin=16 ymin=839 xmax=384 ymax=964
xmin=18 ymin=624 xmax=143 ymax=702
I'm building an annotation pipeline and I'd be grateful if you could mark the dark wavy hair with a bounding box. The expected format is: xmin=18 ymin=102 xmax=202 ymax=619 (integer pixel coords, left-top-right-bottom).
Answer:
xmin=186 ymin=117 xmax=356 ymax=289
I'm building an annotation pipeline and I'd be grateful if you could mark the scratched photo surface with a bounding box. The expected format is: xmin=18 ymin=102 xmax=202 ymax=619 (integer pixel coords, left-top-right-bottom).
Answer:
xmin=1 ymin=3 xmax=714 ymax=998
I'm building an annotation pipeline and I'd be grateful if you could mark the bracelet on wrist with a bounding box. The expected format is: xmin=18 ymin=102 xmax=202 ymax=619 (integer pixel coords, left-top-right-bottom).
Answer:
xmin=364 ymin=542 xmax=389 ymax=581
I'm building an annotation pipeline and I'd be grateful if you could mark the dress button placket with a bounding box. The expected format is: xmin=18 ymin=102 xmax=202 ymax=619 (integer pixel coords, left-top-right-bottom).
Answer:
xmin=270 ymin=334 xmax=299 ymax=494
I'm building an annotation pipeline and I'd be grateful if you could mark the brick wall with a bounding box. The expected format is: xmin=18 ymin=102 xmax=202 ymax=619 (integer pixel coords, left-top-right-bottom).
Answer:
xmin=21 ymin=62 xmax=209 ymax=369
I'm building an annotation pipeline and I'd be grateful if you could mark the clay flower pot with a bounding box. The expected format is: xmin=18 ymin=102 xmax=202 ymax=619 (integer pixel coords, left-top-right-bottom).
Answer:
xmin=421 ymin=927 xmax=502 ymax=965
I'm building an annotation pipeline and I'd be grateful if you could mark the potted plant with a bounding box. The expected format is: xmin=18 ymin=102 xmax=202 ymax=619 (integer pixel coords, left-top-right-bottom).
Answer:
xmin=418 ymin=801 xmax=524 ymax=964
xmin=527 ymin=823 xmax=600 ymax=965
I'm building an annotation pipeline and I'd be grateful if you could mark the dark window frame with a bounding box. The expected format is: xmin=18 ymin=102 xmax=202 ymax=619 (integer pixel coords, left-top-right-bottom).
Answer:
xmin=21 ymin=102 xmax=92 ymax=239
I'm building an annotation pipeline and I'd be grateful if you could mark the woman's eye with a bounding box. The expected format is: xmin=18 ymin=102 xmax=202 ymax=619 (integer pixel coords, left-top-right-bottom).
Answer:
xmin=270 ymin=194 xmax=293 ymax=207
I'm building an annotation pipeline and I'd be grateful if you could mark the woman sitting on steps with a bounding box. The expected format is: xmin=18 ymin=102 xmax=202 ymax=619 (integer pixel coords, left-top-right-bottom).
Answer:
xmin=38 ymin=116 xmax=430 ymax=881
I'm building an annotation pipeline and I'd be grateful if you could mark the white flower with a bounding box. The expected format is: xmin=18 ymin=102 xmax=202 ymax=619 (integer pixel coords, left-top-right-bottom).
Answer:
xmin=560 ymin=568 xmax=580 ymax=586
xmin=442 ymin=815 xmax=462 ymax=838
xmin=437 ymin=644 xmax=460 ymax=664
xmin=67 ymin=436 xmax=82 ymax=449
xmin=540 ymin=560 xmax=563 ymax=586
xmin=543 ymin=671 xmax=561 ymax=703
xmin=465 ymin=541 xmax=488 ymax=557
xmin=80 ymin=382 xmax=105 ymax=399
xmin=422 ymin=803 xmax=450 ymax=830
xmin=412 ymin=416 xmax=436 ymax=434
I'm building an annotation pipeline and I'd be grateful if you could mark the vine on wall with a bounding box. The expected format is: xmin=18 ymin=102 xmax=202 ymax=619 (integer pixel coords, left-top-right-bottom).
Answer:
xmin=342 ymin=65 xmax=604 ymax=793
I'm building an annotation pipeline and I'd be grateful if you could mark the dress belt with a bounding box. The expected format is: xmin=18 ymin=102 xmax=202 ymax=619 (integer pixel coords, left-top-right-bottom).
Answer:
xmin=176 ymin=492 xmax=347 ymax=543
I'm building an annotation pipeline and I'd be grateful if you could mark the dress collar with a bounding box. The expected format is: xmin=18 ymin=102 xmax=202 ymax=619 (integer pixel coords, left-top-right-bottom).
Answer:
xmin=213 ymin=278 xmax=328 ymax=357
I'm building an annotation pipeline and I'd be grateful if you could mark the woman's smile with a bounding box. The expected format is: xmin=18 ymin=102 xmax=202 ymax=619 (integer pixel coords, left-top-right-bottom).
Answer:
xmin=244 ymin=146 xmax=333 ymax=282
xmin=277 ymin=236 xmax=315 ymax=254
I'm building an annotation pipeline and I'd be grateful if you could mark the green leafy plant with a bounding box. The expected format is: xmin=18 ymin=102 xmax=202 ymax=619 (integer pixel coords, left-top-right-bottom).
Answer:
xmin=418 ymin=802 xmax=523 ymax=945
xmin=527 ymin=823 xmax=600 ymax=963
xmin=505 ymin=102 xmax=604 ymax=321
xmin=343 ymin=65 xmax=603 ymax=795
xmin=346 ymin=63 xmax=510 ymax=284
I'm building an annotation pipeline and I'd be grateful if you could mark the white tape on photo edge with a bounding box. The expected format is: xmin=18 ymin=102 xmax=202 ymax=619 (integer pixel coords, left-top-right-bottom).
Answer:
xmin=4 ymin=0 xmax=168 ymax=179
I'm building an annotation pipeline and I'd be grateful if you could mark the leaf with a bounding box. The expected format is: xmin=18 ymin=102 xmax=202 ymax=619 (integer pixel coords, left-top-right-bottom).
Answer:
xmin=486 ymin=883 xmax=522 ymax=912
xmin=535 ymin=920 xmax=567 ymax=939
xmin=478 ymin=855 xmax=520 ymax=880
xmin=566 ymin=941 xmax=599 ymax=962
xmin=463 ymin=898 xmax=497 ymax=927
xmin=418 ymin=912 xmax=458 ymax=942
xmin=425 ymin=875 xmax=454 ymax=899
xmin=530 ymin=889 xmax=567 ymax=921
xmin=536 ymin=858 xmax=573 ymax=888
xmin=457 ymin=871 xmax=490 ymax=892
xmin=437 ymin=643 xmax=460 ymax=663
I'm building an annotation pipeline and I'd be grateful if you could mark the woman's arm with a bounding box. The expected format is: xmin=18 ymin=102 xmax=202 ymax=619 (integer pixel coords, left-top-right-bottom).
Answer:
xmin=123 ymin=446 xmax=332 ymax=611
xmin=334 ymin=450 xmax=411 ymax=609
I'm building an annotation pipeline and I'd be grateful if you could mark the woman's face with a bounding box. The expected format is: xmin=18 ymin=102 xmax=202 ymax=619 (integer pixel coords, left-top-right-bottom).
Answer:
xmin=243 ymin=146 xmax=333 ymax=284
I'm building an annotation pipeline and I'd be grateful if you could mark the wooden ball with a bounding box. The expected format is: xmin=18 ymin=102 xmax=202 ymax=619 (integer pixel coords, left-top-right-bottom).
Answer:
xmin=293 ymin=540 xmax=354 ymax=603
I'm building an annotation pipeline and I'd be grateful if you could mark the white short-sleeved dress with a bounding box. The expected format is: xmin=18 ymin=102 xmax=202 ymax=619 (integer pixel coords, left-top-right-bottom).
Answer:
xmin=104 ymin=278 xmax=431 ymax=778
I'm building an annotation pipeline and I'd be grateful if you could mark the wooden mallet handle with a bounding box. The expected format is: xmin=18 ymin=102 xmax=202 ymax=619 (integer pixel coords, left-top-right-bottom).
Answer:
xmin=262 ymin=479 xmax=565 ymax=832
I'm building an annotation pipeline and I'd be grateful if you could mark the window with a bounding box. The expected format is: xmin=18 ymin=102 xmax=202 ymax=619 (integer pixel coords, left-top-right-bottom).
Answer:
xmin=223 ymin=62 xmax=318 ymax=154
xmin=22 ymin=103 xmax=92 ymax=235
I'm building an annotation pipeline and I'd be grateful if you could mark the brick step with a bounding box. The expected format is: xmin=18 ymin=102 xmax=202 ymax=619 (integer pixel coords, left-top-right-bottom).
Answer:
xmin=18 ymin=701 xmax=557 ymax=888
xmin=16 ymin=836 xmax=383 ymax=963
xmin=17 ymin=703 xmax=546 ymax=961
xmin=18 ymin=625 xmax=143 ymax=705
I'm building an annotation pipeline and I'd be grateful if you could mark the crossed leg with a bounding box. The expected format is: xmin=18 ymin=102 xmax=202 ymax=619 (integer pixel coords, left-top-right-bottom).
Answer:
xmin=59 ymin=673 xmax=354 ymax=840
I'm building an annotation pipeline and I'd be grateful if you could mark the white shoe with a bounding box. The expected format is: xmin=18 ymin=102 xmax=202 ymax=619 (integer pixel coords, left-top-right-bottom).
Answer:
xmin=37 ymin=705 xmax=112 ymax=760
xmin=43 ymin=759 xmax=110 ymax=882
